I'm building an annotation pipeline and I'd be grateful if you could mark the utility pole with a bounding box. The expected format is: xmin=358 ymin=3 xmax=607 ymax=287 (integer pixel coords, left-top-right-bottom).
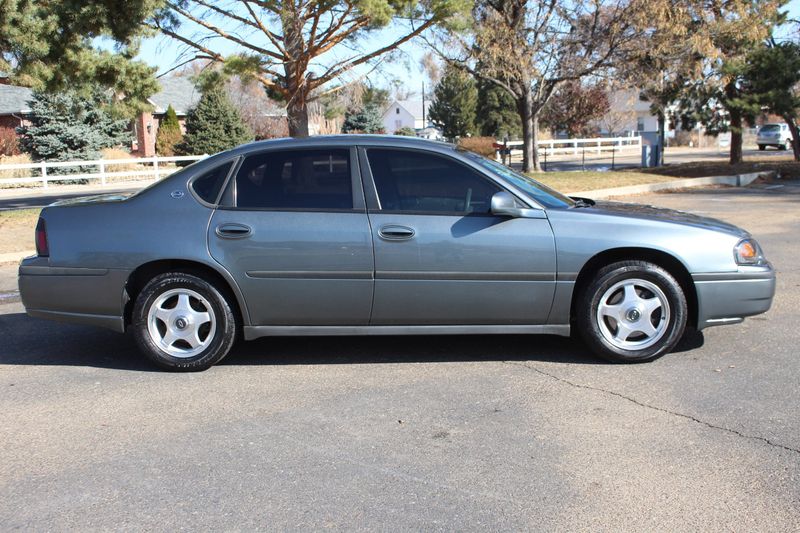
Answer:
xmin=422 ymin=81 xmax=426 ymax=128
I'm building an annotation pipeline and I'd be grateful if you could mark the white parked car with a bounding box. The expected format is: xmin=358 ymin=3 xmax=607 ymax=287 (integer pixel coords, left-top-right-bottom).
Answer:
xmin=756 ymin=123 xmax=792 ymax=151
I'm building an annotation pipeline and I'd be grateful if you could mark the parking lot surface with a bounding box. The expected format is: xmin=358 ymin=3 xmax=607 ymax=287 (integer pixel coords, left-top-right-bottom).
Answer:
xmin=1 ymin=182 xmax=798 ymax=530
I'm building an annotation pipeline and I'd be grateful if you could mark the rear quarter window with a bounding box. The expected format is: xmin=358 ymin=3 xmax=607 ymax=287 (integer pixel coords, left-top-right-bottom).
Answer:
xmin=191 ymin=162 xmax=235 ymax=204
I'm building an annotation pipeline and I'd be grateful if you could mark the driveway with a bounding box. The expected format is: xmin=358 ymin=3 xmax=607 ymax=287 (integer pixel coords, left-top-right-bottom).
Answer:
xmin=0 ymin=183 xmax=798 ymax=530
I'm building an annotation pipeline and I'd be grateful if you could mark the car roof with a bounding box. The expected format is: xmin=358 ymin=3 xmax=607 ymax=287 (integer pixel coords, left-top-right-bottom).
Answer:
xmin=225 ymin=134 xmax=457 ymax=156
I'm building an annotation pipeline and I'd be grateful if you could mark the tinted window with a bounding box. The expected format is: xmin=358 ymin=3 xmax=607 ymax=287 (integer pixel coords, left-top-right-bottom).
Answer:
xmin=760 ymin=125 xmax=781 ymax=133
xmin=461 ymin=151 xmax=575 ymax=209
xmin=235 ymin=150 xmax=352 ymax=210
xmin=191 ymin=161 xmax=234 ymax=204
xmin=366 ymin=149 xmax=501 ymax=214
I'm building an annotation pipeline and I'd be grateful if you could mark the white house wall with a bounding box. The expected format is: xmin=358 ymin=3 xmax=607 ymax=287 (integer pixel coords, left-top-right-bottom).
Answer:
xmin=382 ymin=105 xmax=416 ymax=134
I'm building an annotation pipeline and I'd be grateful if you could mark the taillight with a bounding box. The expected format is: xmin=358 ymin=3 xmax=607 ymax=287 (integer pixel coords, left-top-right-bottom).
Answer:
xmin=35 ymin=217 xmax=49 ymax=257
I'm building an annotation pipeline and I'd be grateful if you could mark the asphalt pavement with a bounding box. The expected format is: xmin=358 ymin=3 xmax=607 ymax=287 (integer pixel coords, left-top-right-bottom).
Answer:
xmin=0 ymin=182 xmax=798 ymax=530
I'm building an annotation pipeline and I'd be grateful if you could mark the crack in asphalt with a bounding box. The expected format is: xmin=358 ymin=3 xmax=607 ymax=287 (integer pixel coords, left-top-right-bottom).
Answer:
xmin=504 ymin=361 xmax=800 ymax=456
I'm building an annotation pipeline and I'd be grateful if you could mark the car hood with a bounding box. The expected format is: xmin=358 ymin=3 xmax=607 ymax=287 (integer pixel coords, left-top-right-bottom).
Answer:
xmin=50 ymin=192 xmax=134 ymax=207
xmin=582 ymin=200 xmax=749 ymax=238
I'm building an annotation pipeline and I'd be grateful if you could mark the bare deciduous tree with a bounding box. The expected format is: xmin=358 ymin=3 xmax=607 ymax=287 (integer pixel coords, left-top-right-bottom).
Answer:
xmin=429 ymin=0 xmax=646 ymax=172
xmin=149 ymin=1 xmax=469 ymax=137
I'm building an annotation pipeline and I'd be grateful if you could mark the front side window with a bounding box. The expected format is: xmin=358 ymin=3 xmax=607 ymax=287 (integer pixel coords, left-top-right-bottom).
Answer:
xmin=235 ymin=149 xmax=352 ymax=210
xmin=366 ymin=149 xmax=501 ymax=214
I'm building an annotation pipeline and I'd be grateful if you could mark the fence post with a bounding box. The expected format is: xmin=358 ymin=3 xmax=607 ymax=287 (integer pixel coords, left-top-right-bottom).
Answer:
xmin=153 ymin=157 xmax=160 ymax=181
xmin=573 ymin=140 xmax=578 ymax=155
xmin=99 ymin=161 xmax=106 ymax=186
xmin=41 ymin=163 xmax=48 ymax=189
xmin=596 ymin=140 xmax=601 ymax=154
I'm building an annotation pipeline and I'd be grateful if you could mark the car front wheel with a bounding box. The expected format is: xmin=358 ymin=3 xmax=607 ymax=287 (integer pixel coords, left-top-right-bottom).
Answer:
xmin=132 ymin=272 xmax=237 ymax=371
xmin=577 ymin=261 xmax=687 ymax=363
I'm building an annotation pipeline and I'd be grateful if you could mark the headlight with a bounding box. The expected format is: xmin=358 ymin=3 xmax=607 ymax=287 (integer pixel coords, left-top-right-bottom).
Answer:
xmin=734 ymin=239 xmax=765 ymax=265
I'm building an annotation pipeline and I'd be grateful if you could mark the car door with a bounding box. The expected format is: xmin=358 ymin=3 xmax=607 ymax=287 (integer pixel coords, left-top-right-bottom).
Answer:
xmin=360 ymin=147 xmax=557 ymax=325
xmin=208 ymin=147 xmax=374 ymax=326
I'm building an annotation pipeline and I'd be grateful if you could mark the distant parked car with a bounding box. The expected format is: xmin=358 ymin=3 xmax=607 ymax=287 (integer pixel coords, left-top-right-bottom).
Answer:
xmin=757 ymin=123 xmax=792 ymax=151
xmin=18 ymin=136 xmax=776 ymax=371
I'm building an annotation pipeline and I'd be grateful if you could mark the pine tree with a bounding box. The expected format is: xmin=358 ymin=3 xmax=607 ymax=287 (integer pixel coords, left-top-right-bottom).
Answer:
xmin=341 ymin=104 xmax=384 ymax=133
xmin=17 ymin=90 xmax=130 ymax=173
xmin=176 ymin=90 xmax=252 ymax=155
xmin=156 ymin=105 xmax=183 ymax=156
xmin=428 ymin=66 xmax=478 ymax=140
xmin=477 ymin=81 xmax=521 ymax=139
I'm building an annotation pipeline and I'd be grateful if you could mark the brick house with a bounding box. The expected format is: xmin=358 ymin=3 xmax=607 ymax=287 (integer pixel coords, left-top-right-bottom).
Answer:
xmin=0 ymin=82 xmax=33 ymax=153
xmin=0 ymin=75 xmax=199 ymax=157
xmin=1 ymin=74 xmax=289 ymax=156
xmin=132 ymin=76 xmax=200 ymax=157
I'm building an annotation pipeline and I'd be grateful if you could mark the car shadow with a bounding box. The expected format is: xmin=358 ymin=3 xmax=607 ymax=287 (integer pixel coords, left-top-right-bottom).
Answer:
xmin=0 ymin=312 xmax=605 ymax=371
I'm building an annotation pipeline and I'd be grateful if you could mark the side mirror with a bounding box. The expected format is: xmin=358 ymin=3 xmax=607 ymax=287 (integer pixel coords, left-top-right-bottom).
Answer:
xmin=491 ymin=191 xmax=521 ymax=217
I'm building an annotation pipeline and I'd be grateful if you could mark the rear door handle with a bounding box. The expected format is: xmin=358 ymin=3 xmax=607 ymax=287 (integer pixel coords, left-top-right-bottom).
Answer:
xmin=379 ymin=224 xmax=415 ymax=241
xmin=216 ymin=223 xmax=252 ymax=239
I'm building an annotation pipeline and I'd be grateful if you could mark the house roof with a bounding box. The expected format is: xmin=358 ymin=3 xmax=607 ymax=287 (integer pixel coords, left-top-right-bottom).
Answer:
xmin=0 ymin=84 xmax=33 ymax=115
xmin=383 ymin=99 xmax=430 ymax=120
xmin=148 ymin=76 xmax=200 ymax=115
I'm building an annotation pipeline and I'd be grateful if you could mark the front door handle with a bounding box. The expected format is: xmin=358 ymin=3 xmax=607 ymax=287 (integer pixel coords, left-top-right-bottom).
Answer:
xmin=379 ymin=224 xmax=415 ymax=241
xmin=216 ymin=223 xmax=252 ymax=239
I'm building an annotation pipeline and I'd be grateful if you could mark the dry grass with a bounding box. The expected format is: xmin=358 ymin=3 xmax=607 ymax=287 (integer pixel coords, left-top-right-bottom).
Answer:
xmin=532 ymin=171 xmax=675 ymax=193
xmin=0 ymin=208 xmax=39 ymax=255
xmin=458 ymin=137 xmax=497 ymax=157
xmin=0 ymin=153 xmax=33 ymax=184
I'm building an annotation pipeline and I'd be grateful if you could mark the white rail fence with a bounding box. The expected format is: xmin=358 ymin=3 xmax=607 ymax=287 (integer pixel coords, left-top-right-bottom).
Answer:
xmin=495 ymin=135 xmax=642 ymax=158
xmin=0 ymin=155 xmax=208 ymax=188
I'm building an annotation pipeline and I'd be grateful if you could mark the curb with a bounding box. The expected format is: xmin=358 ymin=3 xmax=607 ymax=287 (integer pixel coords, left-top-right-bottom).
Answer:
xmin=572 ymin=171 xmax=773 ymax=199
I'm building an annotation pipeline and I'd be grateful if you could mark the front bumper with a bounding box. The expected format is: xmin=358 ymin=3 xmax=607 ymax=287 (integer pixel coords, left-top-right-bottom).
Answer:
xmin=18 ymin=256 xmax=128 ymax=332
xmin=693 ymin=265 xmax=776 ymax=330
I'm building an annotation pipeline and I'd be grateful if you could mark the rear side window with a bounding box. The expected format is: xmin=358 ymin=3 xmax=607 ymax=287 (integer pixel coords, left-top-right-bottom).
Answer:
xmin=235 ymin=149 xmax=352 ymax=210
xmin=191 ymin=162 xmax=234 ymax=204
xmin=366 ymin=149 xmax=501 ymax=214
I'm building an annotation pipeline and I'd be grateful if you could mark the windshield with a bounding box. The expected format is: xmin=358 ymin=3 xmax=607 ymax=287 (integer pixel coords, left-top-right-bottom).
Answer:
xmin=760 ymin=125 xmax=781 ymax=133
xmin=460 ymin=150 xmax=575 ymax=208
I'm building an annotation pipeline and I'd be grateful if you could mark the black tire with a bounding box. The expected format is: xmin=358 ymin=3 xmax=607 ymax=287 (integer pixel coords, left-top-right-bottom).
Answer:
xmin=758 ymin=144 xmax=766 ymax=151
xmin=576 ymin=261 xmax=687 ymax=363
xmin=779 ymin=143 xmax=787 ymax=151
xmin=132 ymin=272 xmax=237 ymax=371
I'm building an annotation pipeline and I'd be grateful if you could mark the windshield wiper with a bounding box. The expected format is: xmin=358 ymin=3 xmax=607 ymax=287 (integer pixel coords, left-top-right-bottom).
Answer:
xmin=571 ymin=198 xmax=594 ymax=208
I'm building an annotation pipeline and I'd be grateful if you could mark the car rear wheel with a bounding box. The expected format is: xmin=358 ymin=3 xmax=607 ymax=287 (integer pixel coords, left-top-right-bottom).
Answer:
xmin=132 ymin=272 xmax=236 ymax=371
xmin=577 ymin=261 xmax=687 ymax=363
xmin=758 ymin=144 xmax=766 ymax=151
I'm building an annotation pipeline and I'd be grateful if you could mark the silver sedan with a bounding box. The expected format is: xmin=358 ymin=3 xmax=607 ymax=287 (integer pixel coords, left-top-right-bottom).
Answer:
xmin=18 ymin=136 xmax=775 ymax=370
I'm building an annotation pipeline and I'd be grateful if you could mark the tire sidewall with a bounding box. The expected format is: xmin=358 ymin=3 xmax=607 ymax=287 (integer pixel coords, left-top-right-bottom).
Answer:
xmin=132 ymin=273 xmax=235 ymax=371
xmin=579 ymin=262 xmax=687 ymax=363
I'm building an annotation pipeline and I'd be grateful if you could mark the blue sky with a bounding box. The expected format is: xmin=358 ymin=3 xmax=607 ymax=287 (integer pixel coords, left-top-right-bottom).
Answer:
xmin=136 ymin=0 xmax=800 ymax=97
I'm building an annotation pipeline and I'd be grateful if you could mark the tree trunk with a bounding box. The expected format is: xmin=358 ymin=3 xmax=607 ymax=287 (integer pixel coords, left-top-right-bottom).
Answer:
xmin=783 ymin=114 xmax=800 ymax=162
xmin=517 ymin=91 xmax=535 ymax=173
xmin=286 ymin=95 xmax=310 ymax=137
xmin=726 ymin=82 xmax=743 ymax=165
xmin=729 ymin=108 xmax=743 ymax=165
xmin=531 ymin=112 xmax=541 ymax=172
xmin=656 ymin=109 xmax=666 ymax=167
xmin=282 ymin=7 xmax=310 ymax=138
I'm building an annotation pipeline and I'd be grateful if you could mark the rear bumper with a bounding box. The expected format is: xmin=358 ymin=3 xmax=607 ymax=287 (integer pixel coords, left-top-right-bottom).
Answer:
xmin=693 ymin=266 xmax=776 ymax=330
xmin=18 ymin=256 xmax=128 ymax=332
